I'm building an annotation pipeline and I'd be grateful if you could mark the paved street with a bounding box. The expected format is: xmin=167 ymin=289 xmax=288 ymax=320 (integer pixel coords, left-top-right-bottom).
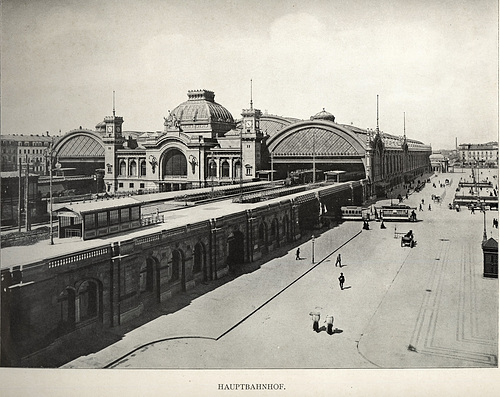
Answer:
xmin=63 ymin=171 xmax=498 ymax=369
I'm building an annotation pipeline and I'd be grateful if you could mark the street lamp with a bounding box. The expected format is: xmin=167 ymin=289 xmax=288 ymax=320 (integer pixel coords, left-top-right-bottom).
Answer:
xmin=481 ymin=200 xmax=488 ymax=242
xmin=311 ymin=235 xmax=315 ymax=264
xmin=47 ymin=139 xmax=55 ymax=245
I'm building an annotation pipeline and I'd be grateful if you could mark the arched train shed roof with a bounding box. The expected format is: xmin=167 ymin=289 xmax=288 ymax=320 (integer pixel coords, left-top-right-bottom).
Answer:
xmin=267 ymin=120 xmax=366 ymax=158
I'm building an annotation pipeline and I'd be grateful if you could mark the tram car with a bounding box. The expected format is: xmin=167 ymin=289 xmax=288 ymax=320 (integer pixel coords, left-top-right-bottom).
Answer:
xmin=341 ymin=206 xmax=371 ymax=221
xmin=376 ymin=204 xmax=417 ymax=222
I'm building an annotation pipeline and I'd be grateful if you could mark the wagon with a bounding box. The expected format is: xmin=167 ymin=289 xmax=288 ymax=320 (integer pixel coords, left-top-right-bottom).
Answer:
xmin=401 ymin=232 xmax=416 ymax=248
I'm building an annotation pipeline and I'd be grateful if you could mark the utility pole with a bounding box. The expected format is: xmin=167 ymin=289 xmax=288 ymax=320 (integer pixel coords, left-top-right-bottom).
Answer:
xmin=24 ymin=156 xmax=31 ymax=231
xmin=18 ymin=158 xmax=22 ymax=232
xmin=48 ymin=138 xmax=54 ymax=244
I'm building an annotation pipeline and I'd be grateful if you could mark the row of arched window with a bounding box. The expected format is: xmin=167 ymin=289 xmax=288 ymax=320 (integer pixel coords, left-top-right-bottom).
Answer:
xmin=119 ymin=159 xmax=147 ymax=177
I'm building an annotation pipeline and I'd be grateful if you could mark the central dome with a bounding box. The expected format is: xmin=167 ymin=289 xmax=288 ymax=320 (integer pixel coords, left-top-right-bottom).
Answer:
xmin=165 ymin=90 xmax=235 ymax=137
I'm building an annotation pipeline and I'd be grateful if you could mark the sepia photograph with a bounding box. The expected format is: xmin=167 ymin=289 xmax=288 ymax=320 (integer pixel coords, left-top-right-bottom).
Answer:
xmin=1 ymin=0 xmax=498 ymax=395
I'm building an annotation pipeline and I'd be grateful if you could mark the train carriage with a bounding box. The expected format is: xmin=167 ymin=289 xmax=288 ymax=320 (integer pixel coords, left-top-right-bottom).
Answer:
xmin=376 ymin=204 xmax=417 ymax=222
xmin=341 ymin=206 xmax=371 ymax=221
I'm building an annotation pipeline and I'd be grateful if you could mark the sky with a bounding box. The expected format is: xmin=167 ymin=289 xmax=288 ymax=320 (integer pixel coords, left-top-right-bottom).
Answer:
xmin=1 ymin=0 xmax=498 ymax=149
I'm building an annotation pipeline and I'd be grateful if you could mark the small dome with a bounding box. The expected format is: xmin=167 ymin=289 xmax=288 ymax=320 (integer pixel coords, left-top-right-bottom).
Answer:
xmin=311 ymin=108 xmax=335 ymax=122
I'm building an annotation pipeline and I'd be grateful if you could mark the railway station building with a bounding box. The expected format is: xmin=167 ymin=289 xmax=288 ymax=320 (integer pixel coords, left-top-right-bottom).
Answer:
xmin=51 ymin=89 xmax=431 ymax=199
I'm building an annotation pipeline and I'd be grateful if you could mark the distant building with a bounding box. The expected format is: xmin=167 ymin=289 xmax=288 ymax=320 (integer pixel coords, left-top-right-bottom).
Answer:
xmin=458 ymin=142 xmax=498 ymax=167
xmin=429 ymin=152 xmax=449 ymax=173
xmin=0 ymin=134 xmax=54 ymax=174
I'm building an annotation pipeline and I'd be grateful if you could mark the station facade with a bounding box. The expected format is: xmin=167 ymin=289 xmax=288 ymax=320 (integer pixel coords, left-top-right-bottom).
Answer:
xmin=51 ymin=89 xmax=431 ymax=198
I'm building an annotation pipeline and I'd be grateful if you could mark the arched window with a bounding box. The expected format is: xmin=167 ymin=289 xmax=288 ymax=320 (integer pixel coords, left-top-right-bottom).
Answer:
xmin=193 ymin=243 xmax=204 ymax=274
xmin=171 ymin=250 xmax=181 ymax=281
xmin=119 ymin=160 xmax=126 ymax=176
xmin=58 ymin=287 xmax=76 ymax=327
xmin=140 ymin=258 xmax=155 ymax=292
xmin=258 ymin=222 xmax=265 ymax=242
xmin=78 ymin=280 xmax=98 ymax=322
xmin=129 ymin=160 xmax=137 ymax=176
xmin=221 ymin=160 xmax=230 ymax=178
xmin=234 ymin=160 xmax=241 ymax=179
xmin=209 ymin=160 xmax=217 ymax=177
xmin=140 ymin=160 xmax=147 ymax=176
xmin=163 ymin=149 xmax=187 ymax=176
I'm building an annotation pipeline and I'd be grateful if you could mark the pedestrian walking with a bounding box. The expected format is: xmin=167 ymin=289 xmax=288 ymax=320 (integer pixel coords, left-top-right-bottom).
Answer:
xmin=428 ymin=204 xmax=431 ymax=211
xmin=380 ymin=220 xmax=386 ymax=229
xmin=325 ymin=315 xmax=334 ymax=335
xmin=338 ymin=273 xmax=345 ymax=290
xmin=419 ymin=203 xmax=423 ymax=211
xmin=310 ymin=311 xmax=320 ymax=332
xmin=335 ymin=253 xmax=342 ymax=267
xmin=296 ymin=248 xmax=300 ymax=260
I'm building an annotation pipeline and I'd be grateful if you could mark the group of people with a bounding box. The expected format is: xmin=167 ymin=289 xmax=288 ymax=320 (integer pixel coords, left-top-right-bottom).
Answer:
xmin=309 ymin=254 xmax=346 ymax=335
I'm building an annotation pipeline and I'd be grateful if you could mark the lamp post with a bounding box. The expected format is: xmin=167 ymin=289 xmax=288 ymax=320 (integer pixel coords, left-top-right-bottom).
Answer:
xmin=238 ymin=124 xmax=243 ymax=202
xmin=47 ymin=139 xmax=55 ymax=245
xmin=311 ymin=235 xmax=315 ymax=264
xmin=481 ymin=200 xmax=487 ymax=242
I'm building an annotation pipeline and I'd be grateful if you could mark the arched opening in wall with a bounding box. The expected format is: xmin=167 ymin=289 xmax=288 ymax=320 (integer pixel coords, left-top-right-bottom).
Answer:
xmin=58 ymin=287 xmax=76 ymax=331
xmin=227 ymin=230 xmax=245 ymax=271
xmin=208 ymin=160 xmax=217 ymax=178
xmin=234 ymin=160 xmax=242 ymax=179
xmin=193 ymin=242 xmax=205 ymax=277
xmin=77 ymin=280 xmax=101 ymax=323
xmin=171 ymin=249 xmax=186 ymax=291
xmin=258 ymin=222 xmax=268 ymax=253
xmin=283 ymin=214 xmax=290 ymax=242
xmin=140 ymin=258 xmax=155 ymax=293
xmin=163 ymin=149 xmax=187 ymax=177
xmin=129 ymin=160 xmax=137 ymax=176
xmin=119 ymin=160 xmax=126 ymax=176
xmin=221 ymin=160 xmax=230 ymax=178
xmin=271 ymin=218 xmax=280 ymax=247
xmin=140 ymin=160 xmax=147 ymax=176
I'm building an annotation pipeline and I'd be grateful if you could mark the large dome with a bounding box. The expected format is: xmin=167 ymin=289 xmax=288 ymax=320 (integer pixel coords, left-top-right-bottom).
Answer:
xmin=165 ymin=90 xmax=235 ymax=136
xmin=311 ymin=108 xmax=335 ymax=123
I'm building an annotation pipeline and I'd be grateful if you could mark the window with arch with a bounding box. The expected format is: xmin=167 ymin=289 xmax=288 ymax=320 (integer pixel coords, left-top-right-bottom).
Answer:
xmin=258 ymin=222 xmax=266 ymax=242
xmin=171 ymin=250 xmax=181 ymax=281
xmin=78 ymin=280 xmax=99 ymax=322
xmin=193 ymin=243 xmax=204 ymax=274
xmin=58 ymin=287 xmax=76 ymax=327
xmin=234 ymin=160 xmax=242 ymax=179
xmin=140 ymin=258 xmax=155 ymax=293
xmin=119 ymin=160 xmax=126 ymax=176
xmin=140 ymin=160 xmax=147 ymax=176
xmin=129 ymin=160 xmax=137 ymax=176
xmin=221 ymin=160 xmax=230 ymax=178
xmin=209 ymin=160 xmax=217 ymax=177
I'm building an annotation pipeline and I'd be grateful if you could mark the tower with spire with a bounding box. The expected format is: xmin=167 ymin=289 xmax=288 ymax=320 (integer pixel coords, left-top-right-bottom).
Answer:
xmin=240 ymin=79 xmax=264 ymax=178
xmin=103 ymin=91 xmax=124 ymax=193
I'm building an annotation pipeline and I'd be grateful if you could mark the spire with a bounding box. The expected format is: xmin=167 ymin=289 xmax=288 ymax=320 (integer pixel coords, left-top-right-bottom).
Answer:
xmin=250 ymin=79 xmax=253 ymax=110
xmin=403 ymin=111 xmax=406 ymax=138
xmin=113 ymin=91 xmax=116 ymax=118
xmin=376 ymin=94 xmax=379 ymax=133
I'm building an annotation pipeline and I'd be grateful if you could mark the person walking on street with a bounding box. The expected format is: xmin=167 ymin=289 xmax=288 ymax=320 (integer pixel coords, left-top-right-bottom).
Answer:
xmin=428 ymin=204 xmax=431 ymax=211
xmin=296 ymin=248 xmax=300 ymax=260
xmin=335 ymin=253 xmax=342 ymax=267
xmin=338 ymin=273 xmax=345 ymax=290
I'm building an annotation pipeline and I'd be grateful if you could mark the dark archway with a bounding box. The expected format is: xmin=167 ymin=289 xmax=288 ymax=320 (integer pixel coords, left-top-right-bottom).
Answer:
xmin=171 ymin=249 xmax=186 ymax=291
xmin=193 ymin=242 xmax=206 ymax=280
xmin=163 ymin=149 xmax=187 ymax=177
xmin=227 ymin=230 xmax=245 ymax=270
xmin=58 ymin=287 xmax=76 ymax=332
xmin=271 ymin=218 xmax=280 ymax=247
xmin=77 ymin=279 xmax=102 ymax=323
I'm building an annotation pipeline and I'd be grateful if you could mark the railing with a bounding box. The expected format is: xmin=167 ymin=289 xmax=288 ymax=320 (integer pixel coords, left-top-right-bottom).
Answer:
xmin=48 ymin=246 xmax=109 ymax=269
